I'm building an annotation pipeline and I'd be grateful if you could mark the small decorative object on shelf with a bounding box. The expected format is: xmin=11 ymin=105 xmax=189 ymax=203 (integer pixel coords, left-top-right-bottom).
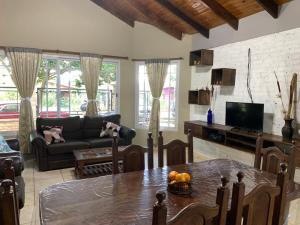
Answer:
xmin=274 ymin=72 xmax=297 ymax=140
xmin=207 ymin=108 xmax=213 ymax=125
xmin=167 ymin=171 xmax=192 ymax=195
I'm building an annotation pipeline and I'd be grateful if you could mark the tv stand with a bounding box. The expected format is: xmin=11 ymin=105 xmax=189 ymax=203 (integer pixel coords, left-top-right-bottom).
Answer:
xmin=184 ymin=120 xmax=300 ymax=167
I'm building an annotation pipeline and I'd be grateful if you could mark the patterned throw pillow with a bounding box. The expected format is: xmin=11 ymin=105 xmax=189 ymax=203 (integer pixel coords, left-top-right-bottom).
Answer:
xmin=100 ymin=121 xmax=121 ymax=138
xmin=42 ymin=126 xmax=65 ymax=145
xmin=0 ymin=135 xmax=14 ymax=153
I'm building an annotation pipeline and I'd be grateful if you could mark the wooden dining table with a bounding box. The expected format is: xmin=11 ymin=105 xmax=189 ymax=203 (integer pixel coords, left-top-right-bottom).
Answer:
xmin=39 ymin=159 xmax=300 ymax=225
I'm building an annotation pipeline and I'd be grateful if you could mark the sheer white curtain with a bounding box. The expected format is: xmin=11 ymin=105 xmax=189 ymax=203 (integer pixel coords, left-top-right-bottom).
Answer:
xmin=145 ymin=59 xmax=170 ymax=144
xmin=7 ymin=47 xmax=42 ymax=153
xmin=80 ymin=53 xmax=103 ymax=116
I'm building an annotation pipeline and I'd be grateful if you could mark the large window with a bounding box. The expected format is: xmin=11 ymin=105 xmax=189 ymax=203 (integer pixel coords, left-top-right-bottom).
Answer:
xmin=37 ymin=55 xmax=119 ymax=118
xmin=0 ymin=52 xmax=120 ymax=136
xmin=0 ymin=50 xmax=19 ymax=136
xmin=135 ymin=61 xmax=179 ymax=130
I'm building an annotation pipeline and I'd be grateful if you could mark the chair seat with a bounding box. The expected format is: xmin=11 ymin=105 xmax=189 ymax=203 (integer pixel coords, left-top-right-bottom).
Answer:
xmin=47 ymin=141 xmax=90 ymax=155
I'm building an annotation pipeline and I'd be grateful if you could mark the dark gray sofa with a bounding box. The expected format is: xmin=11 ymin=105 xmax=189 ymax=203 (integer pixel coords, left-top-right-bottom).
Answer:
xmin=30 ymin=114 xmax=136 ymax=171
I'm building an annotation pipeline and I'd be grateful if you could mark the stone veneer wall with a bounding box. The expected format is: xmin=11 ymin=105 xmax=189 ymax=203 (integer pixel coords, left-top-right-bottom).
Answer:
xmin=190 ymin=27 xmax=300 ymax=136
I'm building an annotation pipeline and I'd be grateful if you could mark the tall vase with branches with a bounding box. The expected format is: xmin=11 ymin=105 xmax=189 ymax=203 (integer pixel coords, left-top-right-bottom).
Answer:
xmin=274 ymin=72 xmax=297 ymax=139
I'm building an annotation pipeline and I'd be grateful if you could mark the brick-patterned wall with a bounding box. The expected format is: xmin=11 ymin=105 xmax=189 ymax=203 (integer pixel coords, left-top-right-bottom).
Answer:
xmin=190 ymin=28 xmax=300 ymax=136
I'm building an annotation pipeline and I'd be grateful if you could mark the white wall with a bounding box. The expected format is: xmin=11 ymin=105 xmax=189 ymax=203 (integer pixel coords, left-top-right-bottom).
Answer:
xmin=0 ymin=0 xmax=133 ymax=56
xmin=192 ymin=0 xmax=300 ymax=49
xmin=191 ymin=27 xmax=300 ymax=136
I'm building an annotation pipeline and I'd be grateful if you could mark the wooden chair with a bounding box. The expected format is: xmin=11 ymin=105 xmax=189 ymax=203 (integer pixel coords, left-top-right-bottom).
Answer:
xmin=254 ymin=134 xmax=296 ymax=181
xmin=152 ymin=176 xmax=230 ymax=225
xmin=112 ymin=133 xmax=153 ymax=174
xmin=229 ymin=164 xmax=289 ymax=225
xmin=0 ymin=179 xmax=19 ymax=225
xmin=158 ymin=129 xmax=193 ymax=167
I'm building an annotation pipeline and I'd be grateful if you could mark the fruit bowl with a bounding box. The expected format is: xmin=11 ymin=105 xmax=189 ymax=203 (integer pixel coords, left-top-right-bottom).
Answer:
xmin=167 ymin=171 xmax=192 ymax=195
xmin=167 ymin=181 xmax=192 ymax=195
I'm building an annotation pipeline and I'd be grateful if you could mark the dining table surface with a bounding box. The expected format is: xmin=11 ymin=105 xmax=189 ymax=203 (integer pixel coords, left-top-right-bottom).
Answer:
xmin=39 ymin=158 xmax=300 ymax=225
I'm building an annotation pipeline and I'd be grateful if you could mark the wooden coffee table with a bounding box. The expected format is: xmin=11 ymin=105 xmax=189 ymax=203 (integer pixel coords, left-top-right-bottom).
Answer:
xmin=73 ymin=147 xmax=125 ymax=179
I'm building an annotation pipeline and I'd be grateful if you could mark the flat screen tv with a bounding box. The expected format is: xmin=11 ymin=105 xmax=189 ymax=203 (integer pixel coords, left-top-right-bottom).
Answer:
xmin=225 ymin=102 xmax=264 ymax=132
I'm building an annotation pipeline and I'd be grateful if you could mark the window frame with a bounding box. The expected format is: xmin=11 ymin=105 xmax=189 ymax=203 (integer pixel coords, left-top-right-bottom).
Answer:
xmin=135 ymin=60 xmax=180 ymax=131
xmin=40 ymin=54 xmax=120 ymax=116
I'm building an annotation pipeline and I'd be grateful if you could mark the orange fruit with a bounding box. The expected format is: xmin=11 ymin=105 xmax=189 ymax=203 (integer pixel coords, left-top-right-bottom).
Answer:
xmin=168 ymin=171 xmax=178 ymax=181
xmin=181 ymin=173 xmax=191 ymax=183
xmin=175 ymin=173 xmax=186 ymax=183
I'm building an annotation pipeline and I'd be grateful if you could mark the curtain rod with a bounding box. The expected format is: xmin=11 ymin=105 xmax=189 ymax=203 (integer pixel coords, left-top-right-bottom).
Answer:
xmin=0 ymin=46 xmax=129 ymax=60
xmin=131 ymin=57 xmax=183 ymax=62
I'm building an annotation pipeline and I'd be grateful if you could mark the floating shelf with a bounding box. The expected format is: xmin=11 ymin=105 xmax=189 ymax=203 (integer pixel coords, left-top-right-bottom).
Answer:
xmin=188 ymin=89 xmax=210 ymax=105
xmin=211 ymin=68 xmax=236 ymax=86
xmin=190 ymin=49 xmax=214 ymax=66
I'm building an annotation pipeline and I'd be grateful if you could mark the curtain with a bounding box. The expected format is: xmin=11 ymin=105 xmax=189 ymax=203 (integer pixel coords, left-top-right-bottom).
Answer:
xmin=146 ymin=59 xmax=170 ymax=145
xmin=7 ymin=47 xmax=42 ymax=154
xmin=80 ymin=53 xmax=103 ymax=116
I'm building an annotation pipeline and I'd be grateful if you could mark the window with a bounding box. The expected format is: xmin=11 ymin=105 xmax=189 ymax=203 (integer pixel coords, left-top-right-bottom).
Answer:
xmin=0 ymin=52 xmax=120 ymax=136
xmin=135 ymin=61 xmax=179 ymax=130
xmin=0 ymin=50 xmax=19 ymax=136
xmin=37 ymin=55 xmax=119 ymax=118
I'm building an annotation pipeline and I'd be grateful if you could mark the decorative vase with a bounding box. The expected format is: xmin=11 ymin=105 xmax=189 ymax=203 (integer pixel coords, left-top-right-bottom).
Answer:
xmin=281 ymin=118 xmax=293 ymax=140
xmin=207 ymin=108 xmax=213 ymax=125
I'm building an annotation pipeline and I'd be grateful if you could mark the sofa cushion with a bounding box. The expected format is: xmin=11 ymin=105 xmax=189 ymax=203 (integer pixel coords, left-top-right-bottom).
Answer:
xmin=83 ymin=116 xmax=103 ymax=138
xmin=47 ymin=141 xmax=90 ymax=155
xmin=101 ymin=114 xmax=121 ymax=125
xmin=84 ymin=137 xmax=127 ymax=148
xmin=37 ymin=116 xmax=83 ymax=140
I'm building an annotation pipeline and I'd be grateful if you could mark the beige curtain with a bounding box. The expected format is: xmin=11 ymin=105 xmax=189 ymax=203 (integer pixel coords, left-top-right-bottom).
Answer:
xmin=146 ymin=59 xmax=170 ymax=145
xmin=7 ymin=48 xmax=42 ymax=153
xmin=80 ymin=54 xmax=103 ymax=116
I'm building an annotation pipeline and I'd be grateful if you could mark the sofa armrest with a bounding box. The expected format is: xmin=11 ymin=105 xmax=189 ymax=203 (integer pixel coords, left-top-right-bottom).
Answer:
xmin=119 ymin=126 xmax=136 ymax=145
xmin=30 ymin=130 xmax=49 ymax=171
xmin=5 ymin=138 xmax=20 ymax=151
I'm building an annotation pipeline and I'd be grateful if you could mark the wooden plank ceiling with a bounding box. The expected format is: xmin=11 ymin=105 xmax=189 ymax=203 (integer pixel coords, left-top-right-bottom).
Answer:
xmin=90 ymin=0 xmax=290 ymax=40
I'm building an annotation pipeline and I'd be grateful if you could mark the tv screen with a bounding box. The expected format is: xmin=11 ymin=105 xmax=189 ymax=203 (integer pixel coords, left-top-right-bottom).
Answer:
xmin=225 ymin=102 xmax=264 ymax=132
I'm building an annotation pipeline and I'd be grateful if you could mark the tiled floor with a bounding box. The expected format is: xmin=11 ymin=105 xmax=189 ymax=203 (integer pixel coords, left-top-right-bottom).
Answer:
xmin=21 ymin=140 xmax=300 ymax=225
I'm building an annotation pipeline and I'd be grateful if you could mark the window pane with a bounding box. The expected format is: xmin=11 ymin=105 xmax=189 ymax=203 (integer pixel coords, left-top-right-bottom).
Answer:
xmin=0 ymin=51 xmax=19 ymax=136
xmin=36 ymin=57 xmax=119 ymax=118
xmin=136 ymin=61 xmax=178 ymax=128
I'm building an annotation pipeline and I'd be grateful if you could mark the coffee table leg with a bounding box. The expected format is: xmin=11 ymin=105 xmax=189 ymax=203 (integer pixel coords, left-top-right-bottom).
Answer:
xmin=76 ymin=161 xmax=85 ymax=179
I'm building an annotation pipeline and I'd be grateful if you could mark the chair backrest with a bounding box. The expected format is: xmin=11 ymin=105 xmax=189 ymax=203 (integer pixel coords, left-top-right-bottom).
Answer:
xmin=112 ymin=133 xmax=153 ymax=174
xmin=152 ymin=177 xmax=229 ymax=225
xmin=0 ymin=179 xmax=19 ymax=225
xmin=229 ymin=164 xmax=289 ymax=225
xmin=254 ymin=134 xmax=296 ymax=181
xmin=158 ymin=129 xmax=193 ymax=167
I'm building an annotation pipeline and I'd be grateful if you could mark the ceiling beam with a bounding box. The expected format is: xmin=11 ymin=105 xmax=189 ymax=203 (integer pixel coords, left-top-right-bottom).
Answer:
xmin=127 ymin=0 xmax=183 ymax=40
xmin=155 ymin=0 xmax=209 ymax=38
xmin=200 ymin=0 xmax=239 ymax=30
xmin=255 ymin=0 xmax=279 ymax=18
xmin=90 ymin=0 xmax=135 ymax=27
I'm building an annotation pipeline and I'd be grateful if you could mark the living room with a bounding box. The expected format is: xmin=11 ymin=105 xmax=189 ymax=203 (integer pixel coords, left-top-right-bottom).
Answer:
xmin=0 ymin=0 xmax=300 ymax=225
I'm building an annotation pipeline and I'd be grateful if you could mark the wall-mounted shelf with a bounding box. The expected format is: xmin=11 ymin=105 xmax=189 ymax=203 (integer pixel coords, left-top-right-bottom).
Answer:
xmin=188 ymin=89 xmax=210 ymax=105
xmin=190 ymin=49 xmax=214 ymax=66
xmin=211 ymin=68 xmax=236 ymax=86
